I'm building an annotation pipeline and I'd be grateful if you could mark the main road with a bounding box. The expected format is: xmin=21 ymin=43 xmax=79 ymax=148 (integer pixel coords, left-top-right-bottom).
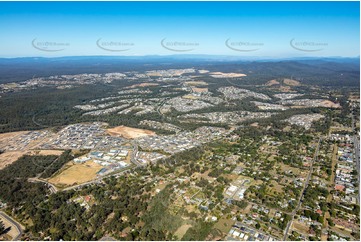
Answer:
xmin=282 ymin=137 xmax=322 ymax=240
xmin=351 ymin=112 xmax=360 ymax=204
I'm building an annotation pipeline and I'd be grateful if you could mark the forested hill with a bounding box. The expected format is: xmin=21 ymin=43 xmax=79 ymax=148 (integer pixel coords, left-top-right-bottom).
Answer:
xmin=0 ymin=56 xmax=359 ymax=86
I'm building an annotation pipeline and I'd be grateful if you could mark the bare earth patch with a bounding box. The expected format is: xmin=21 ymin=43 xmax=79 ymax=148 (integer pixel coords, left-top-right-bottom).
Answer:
xmin=0 ymin=131 xmax=27 ymax=141
xmin=292 ymin=221 xmax=309 ymax=234
xmin=30 ymin=150 xmax=64 ymax=156
xmin=48 ymin=161 xmax=103 ymax=187
xmin=0 ymin=151 xmax=27 ymax=170
xmin=182 ymin=94 xmax=199 ymax=100
xmin=283 ymin=78 xmax=301 ymax=86
xmin=107 ymin=125 xmax=155 ymax=139
xmin=320 ymin=100 xmax=341 ymax=108
xmin=185 ymin=81 xmax=208 ymax=86
xmin=209 ymin=72 xmax=247 ymax=78
xmin=250 ymin=122 xmax=259 ymax=127
xmin=198 ymin=70 xmax=210 ymax=74
xmin=0 ymin=131 xmax=28 ymax=149
xmin=265 ymin=79 xmax=280 ymax=86
xmin=349 ymin=94 xmax=360 ymax=101
xmin=191 ymin=87 xmax=208 ymax=93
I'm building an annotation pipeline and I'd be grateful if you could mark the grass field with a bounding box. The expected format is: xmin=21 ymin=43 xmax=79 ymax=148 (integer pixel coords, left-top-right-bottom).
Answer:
xmin=268 ymin=180 xmax=284 ymax=195
xmin=174 ymin=224 xmax=192 ymax=239
xmin=48 ymin=160 xmax=103 ymax=187
xmin=213 ymin=217 xmax=234 ymax=234
xmin=292 ymin=221 xmax=309 ymax=234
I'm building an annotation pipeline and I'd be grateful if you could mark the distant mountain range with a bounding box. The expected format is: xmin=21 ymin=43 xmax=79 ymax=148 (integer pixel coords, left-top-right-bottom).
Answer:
xmin=0 ymin=55 xmax=359 ymax=62
xmin=0 ymin=55 xmax=359 ymax=86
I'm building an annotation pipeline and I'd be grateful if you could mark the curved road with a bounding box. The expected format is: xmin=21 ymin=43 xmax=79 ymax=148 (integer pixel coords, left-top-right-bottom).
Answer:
xmin=28 ymin=177 xmax=58 ymax=193
xmin=0 ymin=211 xmax=23 ymax=241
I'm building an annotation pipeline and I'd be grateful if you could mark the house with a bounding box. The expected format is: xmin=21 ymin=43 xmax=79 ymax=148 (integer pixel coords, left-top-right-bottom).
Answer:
xmin=334 ymin=184 xmax=345 ymax=191
xmin=84 ymin=195 xmax=91 ymax=202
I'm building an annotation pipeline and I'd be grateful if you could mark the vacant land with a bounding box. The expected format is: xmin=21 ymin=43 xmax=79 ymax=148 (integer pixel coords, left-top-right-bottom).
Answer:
xmin=213 ymin=217 xmax=234 ymax=233
xmin=185 ymin=81 xmax=208 ymax=86
xmin=283 ymin=78 xmax=301 ymax=86
xmin=192 ymin=87 xmax=208 ymax=93
xmin=321 ymin=100 xmax=341 ymax=108
xmin=209 ymin=72 xmax=247 ymax=78
xmin=30 ymin=150 xmax=64 ymax=156
xmin=48 ymin=161 xmax=102 ymax=187
xmin=182 ymin=94 xmax=199 ymax=100
xmin=198 ymin=70 xmax=209 ymax=74
xmin=107 ymin=126 xmax=155 ymax=139
xmin=265 ymin=79 xmax=280 ymax=86
xmin=292 ymin=221 xmax=309 ymax=235
xmin=348 ymin=94 xmax=360 ymax=101
xmin=0 ymin=151 xmax=27 ymax=170
xmin=0 ymin=131 xmax=28 ymax=149
xmin=174 ymin=224 xmax=192 ymax=239
xmin=0 ymin=131 xmax=27 ymax=141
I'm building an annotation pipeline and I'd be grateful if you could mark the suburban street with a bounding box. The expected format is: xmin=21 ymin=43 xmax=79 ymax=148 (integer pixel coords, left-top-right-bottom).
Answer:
xmin=353 ymin=134 xmax=360 ymax=205
xmin=282 ymin=137 xmax=322 ymax=240
xmin=351 ymin=113 xmax=360 ymax=205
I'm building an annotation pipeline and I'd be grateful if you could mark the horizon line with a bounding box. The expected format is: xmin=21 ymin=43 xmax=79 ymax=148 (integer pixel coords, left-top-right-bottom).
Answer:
xmin=0 ymin=54 xmax=360 ymax=60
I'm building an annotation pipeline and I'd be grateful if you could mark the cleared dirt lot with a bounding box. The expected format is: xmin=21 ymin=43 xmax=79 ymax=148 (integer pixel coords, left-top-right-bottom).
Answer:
xmin=185 ymin=81 xmax=208 ymax=86
xmin=0 ymin=131 xmax=27 ymax=142
xmin=0 ymin=151 xmax=27 ymax=170
xmin=320 ymin=100 xmax=341 ymax=108
xmin=107 ymin=126 xmax=155 ymax=139
xmin=191 ymin=87 xmax=208 ymax=93
xmin=209 ymin=72 xmax=247 ymax=78
xmin=0 ymin=131 xmax=28 ymax=149
xmin=48 ymin=161 xmax=103 ymax=187
xmin=283 ymin=78 xmax=301 ymax=86
xmin=265 ymin=79 xmax=280 ymax=86
xmin=29 ymin=150 xmax=64 ymax=156
xmin=198 ymin=70 xmax=209 ymax=74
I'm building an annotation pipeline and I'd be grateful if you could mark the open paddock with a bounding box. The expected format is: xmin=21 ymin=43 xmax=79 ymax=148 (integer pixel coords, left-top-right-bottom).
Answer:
xmin=48 ymin=161 xmax=103 ymax=187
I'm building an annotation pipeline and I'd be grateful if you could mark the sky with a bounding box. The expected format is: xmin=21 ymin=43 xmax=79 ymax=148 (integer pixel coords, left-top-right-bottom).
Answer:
xmin=0 ymin=1 xmax=359 ymax=58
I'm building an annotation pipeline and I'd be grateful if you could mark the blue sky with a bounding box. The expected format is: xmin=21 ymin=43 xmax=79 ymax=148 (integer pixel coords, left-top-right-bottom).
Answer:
xmin=0 ymin=1 xmax=359 ymax=58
